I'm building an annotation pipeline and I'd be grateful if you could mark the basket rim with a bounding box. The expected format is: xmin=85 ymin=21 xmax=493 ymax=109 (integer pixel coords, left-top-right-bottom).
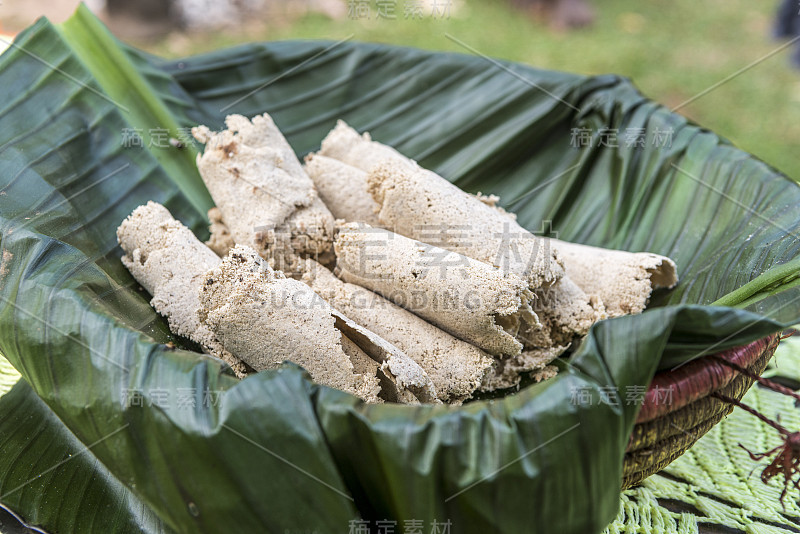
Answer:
xmin=636 ymin=334 xmax=780 ymax=424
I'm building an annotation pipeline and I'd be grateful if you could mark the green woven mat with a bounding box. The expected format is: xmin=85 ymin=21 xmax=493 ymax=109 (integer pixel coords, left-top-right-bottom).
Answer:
xmin=606 ymin=336 xmax=800 ymax=534
xmin=0 ymin=341 xmax=798 ymax=534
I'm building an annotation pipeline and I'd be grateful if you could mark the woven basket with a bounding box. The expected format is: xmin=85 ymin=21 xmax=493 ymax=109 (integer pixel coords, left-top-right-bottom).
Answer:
xmin=621 ymin=333 xmax=782 ymax=489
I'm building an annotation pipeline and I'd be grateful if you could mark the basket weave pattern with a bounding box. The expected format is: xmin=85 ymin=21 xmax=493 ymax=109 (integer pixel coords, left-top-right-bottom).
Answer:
xmin=622 ymin=334 xmax=781 ymax=489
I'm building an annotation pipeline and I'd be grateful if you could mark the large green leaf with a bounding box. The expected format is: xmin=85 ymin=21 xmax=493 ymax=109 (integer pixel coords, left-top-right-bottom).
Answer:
xmin=0 ymin=7 xmax=799 ymax=534
xmin=0 ymin=357 xmax=172 ymax=534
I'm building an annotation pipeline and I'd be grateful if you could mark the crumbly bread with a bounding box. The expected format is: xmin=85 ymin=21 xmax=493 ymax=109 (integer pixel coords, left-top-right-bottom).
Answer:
xmin=365 ymin=161 xmax=605 ymax=350
xmin=329 ymin=308 xmax=437 ymax=404
xmin=367 ymin=160 xmax=563 ymax=288
xmin=334 ymin=223 xmax=537 ymax=357
xmin=481 ymin=347 xmax=566 ymax=391
xmin=303 ymin=154 xmax=382 ymax=227
xmin=267 ymin=195 xmax=336 ymax=274
xmin=205 ymin=198 xmax=335 ymax=275
xmin=205 ymin=207 xmax=235 ymax=257
xmin=309 ymin=126 xmax=604 ymax=351
xmin=523 ymin=276 xmax=606 ymax=348
xmin=551 ymin=240 xmax=678 ymax=317
xmin=116 ymin=201 xmax=248 ymax=377
xmin=193 ymin=114 xmax=334 ymax=273
xmin=477 ymin=192 xmax=678 ymax=318
xmin=317 ymin=120 xmax=417 ymax=173
xmin=197 ymin=245 xmax=436 ymax=403
xmin=301 ymin=259 xmax=494 ymax=403
xmin=197 ymin=245 xmax=382 ymax=402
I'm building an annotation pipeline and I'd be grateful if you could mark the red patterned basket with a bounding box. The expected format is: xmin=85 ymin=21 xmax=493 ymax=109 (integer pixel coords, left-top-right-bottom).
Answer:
xmin=622 ymin=334 xmax=782 ymax=489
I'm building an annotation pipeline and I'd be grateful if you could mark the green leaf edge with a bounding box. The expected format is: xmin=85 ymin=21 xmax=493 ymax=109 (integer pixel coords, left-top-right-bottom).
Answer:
xmin=712 ymin=255 xmax=800 ymax=308
xmin=57 ymin=4 xmax=214 ymax=216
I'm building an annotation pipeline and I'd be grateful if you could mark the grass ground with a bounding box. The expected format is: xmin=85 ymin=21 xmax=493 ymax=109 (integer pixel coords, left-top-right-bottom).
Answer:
xmin=138 ymin=0 xmax=800 ymax=181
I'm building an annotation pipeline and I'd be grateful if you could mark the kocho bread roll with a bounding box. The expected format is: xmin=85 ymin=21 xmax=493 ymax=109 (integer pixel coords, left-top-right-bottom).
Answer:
xmin=368 ymin=160 xmax=563 ymax=288
xmin=317 ymin=120 xmax=417 ymax=173
xmin=303 ymin=154 xmax=382 ymax=227
xmin=315 ymin=122 xmax=557 ymax=287
xmin=550 ymin=240 xmax=677 ymax=317
xmin=193 ymin=114 xmax=335 ymax=273
xmin=334 ymin=223 xmax=536 ymax=357
xmin=116 ymin=201 xmax=248 ymax=378
xmin=192 ymin=113 xmax=314 ymax=243
xmin=301 ymin=259 xmax=494 ymax=403
xmin=468 ymin=188 xmax=678 ymax=318
xmin=366 ymin=161 xmax=604 ymax=350
xmin=475 ymin=201 xmax=677 ymax=317
xmin=314 ymin=124 xmax=607 ymax=355
xmin=198 ymin=245 xmax=436 ymax=404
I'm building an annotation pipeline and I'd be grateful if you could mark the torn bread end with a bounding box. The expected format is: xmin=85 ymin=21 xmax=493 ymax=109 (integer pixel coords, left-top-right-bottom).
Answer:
xmin=301 ymin=259 xmax=491 ymax=403
xmin=332 ymin=312 xmax=438 ymax=404
xmin=552 ymin=240 xmax=678 ymax=317
xmin=338 ymin=335 xmax=383 ymax=404
xmin=199 ymin=245 xmax=432 ymax=403
xmin=522 ymin=276 xmax=606 ymax=349
xmin=261 ymin=195 xmax=336 ymax=276
xmin=116 ymin=201 xmax=248 ymax=378
xmin=480 ymin=346 xmax=566 ymax=392
xmin=206 ymin=207 xmax=235 ymax=257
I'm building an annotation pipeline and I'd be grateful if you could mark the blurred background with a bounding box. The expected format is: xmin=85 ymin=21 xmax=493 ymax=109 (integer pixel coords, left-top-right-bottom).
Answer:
xmin=1 ymin=0 xmax=799 ymax=181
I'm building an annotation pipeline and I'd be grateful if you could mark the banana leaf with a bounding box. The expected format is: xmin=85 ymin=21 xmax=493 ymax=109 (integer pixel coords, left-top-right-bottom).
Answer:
xmin=0 ymin=358 xmax=171 ymax=533
xmin=0 ymin=6 xmax=799 ymax=533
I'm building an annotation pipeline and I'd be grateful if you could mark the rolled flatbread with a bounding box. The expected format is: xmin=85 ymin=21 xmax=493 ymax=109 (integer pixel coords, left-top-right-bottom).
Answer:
xmin=193 ymin=113 xmax=335 ymax=274
xmin=366 ymin=161 xmax=606 ymax=347
xmin=301 ymin=259 xmax=494 ymax=402
xmin=367 ymin=160 xmax=564 ymax=288
xmin=550 ymin=240 xmax=677 ymax=317
xmin=206 ymin=206 xmax=235 ymax=257
xmin=303 ymin=154 xmax=382 ymax=227
xmin=116 ymin=201 xmax=248 ymax=377
xmin=334 ymin=223 xmax=537 ymax=357
xmin=311 ymin=121 xmax=610 ymax=354
xmin=317 ymin=119 xmax=417 ymax=173
xmin=198 ymin=245 xmax=436 ymax=403
xmin=461 ymin=178 xmax=678 ymax=317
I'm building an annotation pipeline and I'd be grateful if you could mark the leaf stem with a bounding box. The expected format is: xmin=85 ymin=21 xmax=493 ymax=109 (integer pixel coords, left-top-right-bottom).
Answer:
xmin=712 ymin=256 xmax=800 ymax=308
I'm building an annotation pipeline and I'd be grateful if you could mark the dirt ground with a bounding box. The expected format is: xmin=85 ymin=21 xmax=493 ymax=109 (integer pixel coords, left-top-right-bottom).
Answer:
xmin=0 ymin=0 xmax=85 ymax=33
xmin=0 ymin=0 xmax=350 ymax=40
